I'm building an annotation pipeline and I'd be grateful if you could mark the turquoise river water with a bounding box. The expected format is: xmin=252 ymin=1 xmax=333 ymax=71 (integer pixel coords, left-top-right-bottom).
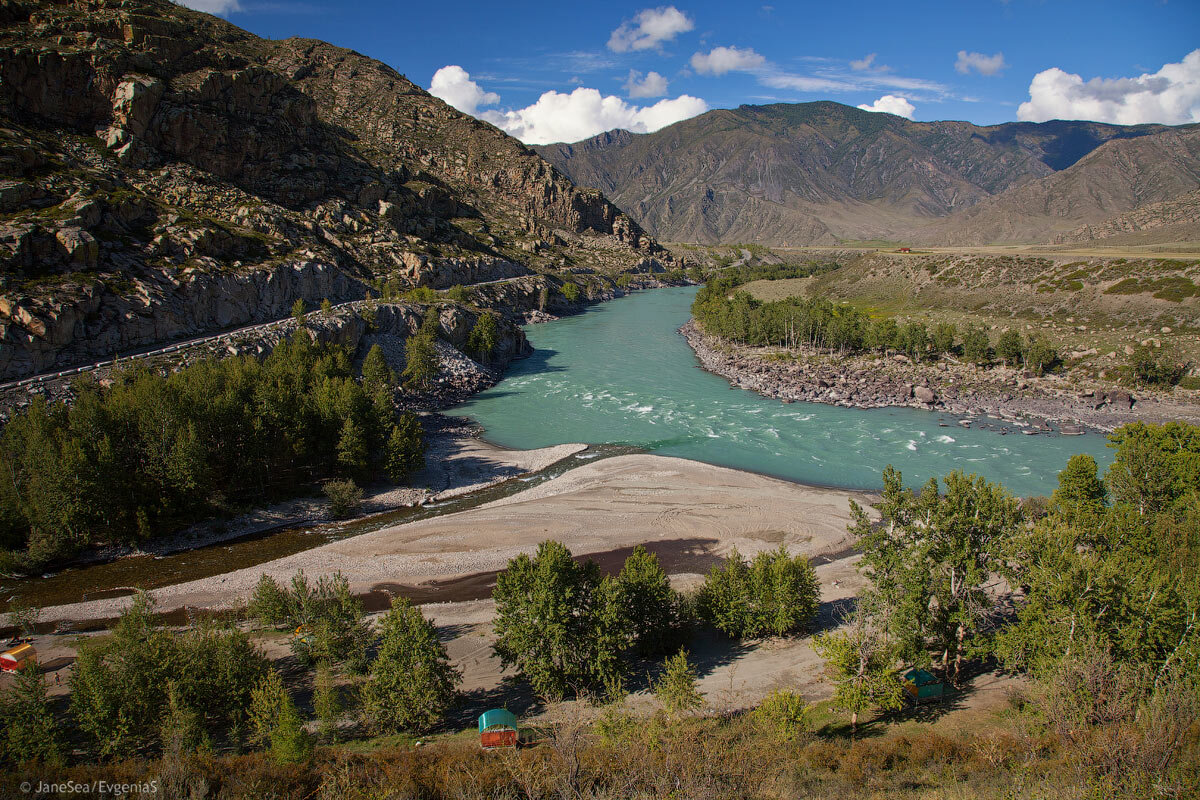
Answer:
xmin=452 ymin=286 xmax=1113 ymax=496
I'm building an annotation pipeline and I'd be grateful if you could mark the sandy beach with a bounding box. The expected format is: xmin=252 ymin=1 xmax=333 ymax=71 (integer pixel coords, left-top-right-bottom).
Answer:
xmin=38 ymin=453 xmax=874 ymax=624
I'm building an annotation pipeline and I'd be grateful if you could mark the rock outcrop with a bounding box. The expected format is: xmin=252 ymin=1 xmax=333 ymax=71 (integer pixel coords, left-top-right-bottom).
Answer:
xmin=0 ymin=0 xmax=675 ymax=380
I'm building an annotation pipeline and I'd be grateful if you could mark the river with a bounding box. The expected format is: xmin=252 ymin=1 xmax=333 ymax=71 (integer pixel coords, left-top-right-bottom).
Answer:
xmin=452 ymin=285 xmax=1113 ymax=496
xmin=5 ymin=286 xmax=1113 ymax=612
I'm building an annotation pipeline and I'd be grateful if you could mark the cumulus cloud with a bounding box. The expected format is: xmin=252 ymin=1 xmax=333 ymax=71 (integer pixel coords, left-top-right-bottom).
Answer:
xmin=608 ymin=6 xmax=694 ymax=53
xmin=429 ymin=66 xmax=501 ymax=115
xmin=955 ymin=50 xmax=1006 ymax=76
xmin=173 ymin=0 xmax=241 ymax=13
xmin=857 ymin=95 xmax=915 ymax=119
xmin=690 ymin=46 xmax=767 ymax=76
xmin=1017 ymin=49 xmax=1200 ymax=125
xmin=623 ymin=70 xmax=670 ymax=99
xmin=481 ymin=90 xmax=707 ymax=145
xmin=428 ymin=66 xmax=705 ymax=144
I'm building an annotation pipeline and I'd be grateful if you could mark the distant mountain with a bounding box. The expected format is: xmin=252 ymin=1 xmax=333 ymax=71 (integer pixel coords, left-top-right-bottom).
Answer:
xmin=914 ymin=128 xmax=1200 ymax=245
xmin=534 ymin=102 xmax=1192 ymax=246
xmin=1052 ymin=188 xmax=1200 ymax=246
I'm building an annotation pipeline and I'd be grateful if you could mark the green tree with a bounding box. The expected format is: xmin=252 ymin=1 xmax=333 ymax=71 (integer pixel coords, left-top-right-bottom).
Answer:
xmin=270 ymin=691 xmax=312 ymax=763
xmin=1024 ymin=334 xmax=1058 ymax=376
xmin=291 ymin=298 xmax=307 ymax=324
xmin=386 ymin=413 xmax=426 ymax=483
xmin=363 ymin=597 xmax=460 ymax=734
xmin=931 ymin=322 xmax=957 ymax=356
xmin=1053 ymin=454 xmax=1107 ymax=519
xmin=561 ymin=281 xmax=581 ymax=302
xmin=961 ymin=325 xmax=991 ymax=366
xmin=361 ymin=344 xmax=395 ymax=400
xmin=996 ymin=329 xmax=1023 ymax=367
xmin=851 ymin=467 xmax=1021 ymax=681
xmin=446 ymin=284 xmax=470 ymax=303
xmin=699 ymin=546 xmax=819 ymax=638
xmin=654 ymin=650 xmax=704 ymax=714
xmin=812 ymin=614 xmax=904 ymax=734
xmin=0 ymin=662 xmax=61 ymax=766
xmin=335 ymin=417 xmax=369 ymax=478
xmin=402 ymin=331 xmax=440 ymax=391
xmin=615 ymin=545 xmax=689 ymax=656
xmin=248 ymin=573 xmax=291 ymax=630
xmin=467 ymin=313 xmax=499 ymax=363
xmin=313 ymin=662 xmax=341 ymax=743
xmin=1129 ymin=344 xmax=1187 ymax=387
xmin=324 ymin=478 xmax=363 ymax=519
xmin=320 ymin=298 xmax=333 ymax=315
xmin=898 ymin=321 xmax=929 ymax=361
xmin=492 ymin=541 xmax=629 ymax=698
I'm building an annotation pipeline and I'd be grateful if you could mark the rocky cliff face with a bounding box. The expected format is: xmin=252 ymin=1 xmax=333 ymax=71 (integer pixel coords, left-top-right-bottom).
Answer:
xmin=0 ymin=0 xmax=673 ymax=380
xmin=534 ymin=102 xmax=1188 ymax=246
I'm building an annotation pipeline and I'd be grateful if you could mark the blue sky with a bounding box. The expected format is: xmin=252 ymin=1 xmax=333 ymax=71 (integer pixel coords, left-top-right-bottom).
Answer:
xmin=184 ymin=1 xmax=1200 ymax=144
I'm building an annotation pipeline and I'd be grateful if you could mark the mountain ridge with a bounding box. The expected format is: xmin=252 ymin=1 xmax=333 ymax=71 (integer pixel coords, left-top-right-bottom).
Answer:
xmin=534 ymin=102 xmax=1196 ymax=246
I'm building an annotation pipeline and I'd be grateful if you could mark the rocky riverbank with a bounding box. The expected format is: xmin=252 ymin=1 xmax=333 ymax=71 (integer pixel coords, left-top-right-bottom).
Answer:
xmin=680 ymin=320 xmax=1200 ymax=433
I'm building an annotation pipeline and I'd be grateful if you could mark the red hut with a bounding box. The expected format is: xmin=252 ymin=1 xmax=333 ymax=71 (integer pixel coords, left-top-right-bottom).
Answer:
xmin=478 ymin=708 xmax=519 ymax=748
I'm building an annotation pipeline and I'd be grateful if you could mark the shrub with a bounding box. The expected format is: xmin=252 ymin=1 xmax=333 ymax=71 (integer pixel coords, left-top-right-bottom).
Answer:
xmin=699 ymin=546 xmax=819 ymax=638
xmin=561 ymin=281 xmax=581 ymax=302
xmin=324 ymin=479 xmax=363 ymax=519
xmin=446 ymin=284 xmax=470 ymax=303
xmin=402 ymin=286 xmax=438 ymax=303
xmin=753 ymin=689 xmax=808 ymax=742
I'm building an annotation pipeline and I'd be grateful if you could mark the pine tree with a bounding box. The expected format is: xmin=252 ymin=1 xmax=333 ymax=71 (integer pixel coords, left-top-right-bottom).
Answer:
xmin=654 ymin=650 xmax=704 ymax=714
xmin=336 ymin=417 xmax=369 ymax=478
xmin=363 ymin=597 xmax=459 ymax=734
xmin=402 ymin=331 xmax=440 ymax=391
xmin=361 ymin=344 xmax=395 ymax=399
xmin=0 ymin=662 xmax=61 ymax=766
xmin=386 ymin=413 xmax=425 ymax=482
xmin=466 ymin=313 xmax=499 ymax=363
xmin=313 ymin=661 xmax=341 ymax=743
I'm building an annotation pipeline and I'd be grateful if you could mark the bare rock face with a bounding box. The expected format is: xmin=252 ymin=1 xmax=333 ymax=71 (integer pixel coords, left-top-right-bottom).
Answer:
xmin=0 ymin=0 xmax=677 ymax=380
xmin=913 ymin=385 xmax=937 ymax=404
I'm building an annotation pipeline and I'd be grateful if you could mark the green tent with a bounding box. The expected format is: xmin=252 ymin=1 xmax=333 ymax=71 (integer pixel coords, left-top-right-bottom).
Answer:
xmin=902 ymin=668 xmax=944 ymax=703
xmin=478 ymin=708 xmax=518 ymax=733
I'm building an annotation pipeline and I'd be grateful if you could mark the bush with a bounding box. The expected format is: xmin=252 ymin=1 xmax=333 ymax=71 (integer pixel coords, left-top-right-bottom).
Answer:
xmin=753 ymin=689 xmax=808 ymax=742
xmin=561 ymin=281 xmax=581 ymax=302
xmin=402 ymin=286 xmax=438 ymax=303
xmin=248 ymin=574 xmax=291 ymax=630
xmin=446 ymin=284 xmax=470 ymax=303
xmin=324 ymin=479 xmax=363 ymax=519
xmin=698 ymin=546 xmax=820 ymax=638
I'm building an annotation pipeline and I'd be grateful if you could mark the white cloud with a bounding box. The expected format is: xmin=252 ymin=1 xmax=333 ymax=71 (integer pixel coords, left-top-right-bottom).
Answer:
xmin=429 ymin=66 xmax=500 ymax=115
xmin=850 ymin=53 xmax=886 ymax=72
xmin=690 ymin=46 xmax=767 ymax=76
xmin=623 ymin=70 xmax=670 ymax=99
xmin=608 ymin=6 xmax=694 ymax=53
xmin=759 ymin=72 xmax=855 ymax=93
xmin=857 ymin=95 xmax=915 ymax=119
xmin=173 ymin=0 xmax=241 ymax=13
xmin=1017 ymin=49 xmax=1200 ymax=124
xmin=955 ymin=50 xmax=1007 ymax=76
xmin=481 ymin=89 xmax=707 ymax=145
